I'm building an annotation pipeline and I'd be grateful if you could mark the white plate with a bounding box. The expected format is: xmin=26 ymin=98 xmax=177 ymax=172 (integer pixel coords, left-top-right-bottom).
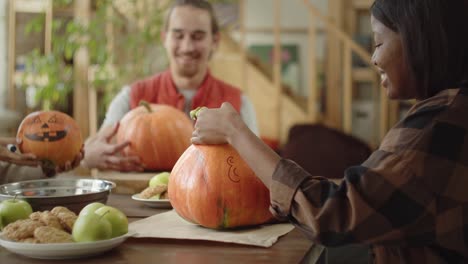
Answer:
xmin=0 ymin=232 xmax=133 ymax=259
xmin=131 ymin=194 xmax=172 ymax=209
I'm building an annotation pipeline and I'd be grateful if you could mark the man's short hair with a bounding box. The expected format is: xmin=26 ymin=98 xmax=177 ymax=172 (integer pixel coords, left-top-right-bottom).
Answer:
xmin=164 ymin=0 xmax=220 ymax=35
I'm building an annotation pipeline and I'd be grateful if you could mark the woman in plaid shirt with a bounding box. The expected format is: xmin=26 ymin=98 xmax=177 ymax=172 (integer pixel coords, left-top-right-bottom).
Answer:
xmin=192 ymin=0 xmax=468 ymax=263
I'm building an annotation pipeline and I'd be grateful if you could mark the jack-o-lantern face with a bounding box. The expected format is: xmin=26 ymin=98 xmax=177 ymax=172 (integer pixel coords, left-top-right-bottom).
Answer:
xmin=24 ymin=115 xmax=68 ymax=142
xmin=17 ymin=111 xmax=83 ymax=167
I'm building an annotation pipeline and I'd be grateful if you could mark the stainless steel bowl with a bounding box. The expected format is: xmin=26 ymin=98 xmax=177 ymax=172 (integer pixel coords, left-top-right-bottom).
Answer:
xmin=0 ymin=178 xmax=116 ymax=214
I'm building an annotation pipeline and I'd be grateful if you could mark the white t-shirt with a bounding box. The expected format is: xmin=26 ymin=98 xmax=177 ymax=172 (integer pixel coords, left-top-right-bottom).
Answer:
xmin=101 ymin=86 xmax=260 ymax=135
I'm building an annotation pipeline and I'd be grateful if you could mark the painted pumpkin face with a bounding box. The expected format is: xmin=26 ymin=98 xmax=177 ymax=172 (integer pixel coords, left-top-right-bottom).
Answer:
xmin=23 ymin=115 xmax=67 ymax=142
xmin=16 ymin=111 xmax=83 ymax=167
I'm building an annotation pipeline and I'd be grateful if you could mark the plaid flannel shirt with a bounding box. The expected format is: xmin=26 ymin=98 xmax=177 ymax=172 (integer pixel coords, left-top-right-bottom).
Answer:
xmin=270 ymin=87 xmax=468 ymax=263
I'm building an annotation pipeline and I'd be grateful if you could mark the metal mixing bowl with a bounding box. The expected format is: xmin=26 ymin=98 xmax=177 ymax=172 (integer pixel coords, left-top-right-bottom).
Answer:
xmin=0 ymin=178 xmax=116 ymax=214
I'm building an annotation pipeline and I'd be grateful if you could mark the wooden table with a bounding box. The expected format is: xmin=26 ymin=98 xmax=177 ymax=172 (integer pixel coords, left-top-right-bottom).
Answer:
xmin=0 ymin=194 xmax=319 ymax=264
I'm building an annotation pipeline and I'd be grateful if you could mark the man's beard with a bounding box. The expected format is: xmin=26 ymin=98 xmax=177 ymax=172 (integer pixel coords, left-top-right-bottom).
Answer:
xmin=176 ymin=64 xmax=199 ymax=78
xmin=173 ymin=52 xmax=203 ymax=78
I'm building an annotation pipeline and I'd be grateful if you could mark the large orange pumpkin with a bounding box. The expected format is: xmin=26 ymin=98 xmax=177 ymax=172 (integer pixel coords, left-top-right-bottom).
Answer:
xmin=116 ymin=103 xmax=193 ymax=171
xmin=168 ymin=144 xmax=274 ymax=229
xmin=16 ymin=110 xmax=83 ymax=167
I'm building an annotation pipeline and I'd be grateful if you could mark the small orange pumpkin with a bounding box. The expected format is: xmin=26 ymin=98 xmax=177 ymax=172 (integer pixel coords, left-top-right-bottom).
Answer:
xmin=168 ymin=144 xmax=274 ymax=229
xmin=116 ymin=103 xmax=193 ymax=171
xmin=16 ymin=111 xmax=83 ymax=167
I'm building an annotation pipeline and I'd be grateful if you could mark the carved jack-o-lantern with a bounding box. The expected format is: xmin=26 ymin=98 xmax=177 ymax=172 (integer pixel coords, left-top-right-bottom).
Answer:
xmin=16 ymin=111 xmax=83 ymax=167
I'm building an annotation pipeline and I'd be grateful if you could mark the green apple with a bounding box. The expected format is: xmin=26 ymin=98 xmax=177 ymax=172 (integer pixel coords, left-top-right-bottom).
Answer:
xmin=0 ymin=198 xmax=33 ymax=228
xmin=95 ymin=206 xmax=128 ymax=237
xmin=149 ymin=172 xmax=170 ymax=187
xmin=72 ymin=212 xmax=112 ymax=242
xmin=79 ymin=202 xmax=105 ymax=216
xmin=0 ymin=214 xmax=3 ymax=230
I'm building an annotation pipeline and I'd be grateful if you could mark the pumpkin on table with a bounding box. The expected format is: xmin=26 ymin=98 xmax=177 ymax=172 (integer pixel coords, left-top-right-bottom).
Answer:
xmin=16 ymin=111 xmax=83 ymax=167
xmin=116 ymin=102 xmax=193 ymax=171
xmin=168 ymin=144 xmax=274 ymax=229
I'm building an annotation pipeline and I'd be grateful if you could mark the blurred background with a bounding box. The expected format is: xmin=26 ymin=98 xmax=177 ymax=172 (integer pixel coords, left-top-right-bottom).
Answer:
xmin=0 ymin=0 xmax=413 ymax=151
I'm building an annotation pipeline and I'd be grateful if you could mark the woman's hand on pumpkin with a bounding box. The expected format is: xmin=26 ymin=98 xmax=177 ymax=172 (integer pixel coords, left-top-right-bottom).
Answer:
xmin=0 ymin=137 xmax=40 ymax=167
xmin=191 ymin=103 xmax=244 ymax=145
xmin=82 ymin=123 xmax=144 ymax=172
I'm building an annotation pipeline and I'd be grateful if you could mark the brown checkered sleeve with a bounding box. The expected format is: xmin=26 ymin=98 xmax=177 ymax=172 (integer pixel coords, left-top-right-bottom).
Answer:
xmin=270 ymin=88 xmax=468 ymax=263
xmin=270 ymin=150 xmax=433 ymax=246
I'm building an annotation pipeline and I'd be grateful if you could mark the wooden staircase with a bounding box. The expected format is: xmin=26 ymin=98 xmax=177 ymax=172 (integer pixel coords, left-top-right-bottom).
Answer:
xmin=210 ymin=0 xmax=383 ymax=148
xmin=210 ymin=33 xmax=309 ymax=147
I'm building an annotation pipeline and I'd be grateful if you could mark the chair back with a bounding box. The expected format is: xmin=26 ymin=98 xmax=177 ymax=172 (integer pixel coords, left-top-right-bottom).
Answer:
xmin=281 ymin=124 xmax=372 ymax=179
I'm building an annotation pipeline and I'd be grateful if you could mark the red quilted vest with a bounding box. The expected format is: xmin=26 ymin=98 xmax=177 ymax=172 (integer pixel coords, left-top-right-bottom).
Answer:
xmin=130 ymin=70 xmax=241 ymax=112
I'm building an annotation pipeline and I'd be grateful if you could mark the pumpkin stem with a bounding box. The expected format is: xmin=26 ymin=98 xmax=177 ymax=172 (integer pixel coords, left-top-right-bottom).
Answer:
xmin=139 ymin=100 xmax=152 ymax=113
xmin=41 ymin=159 xmax=57 ymax=177
xmin=42 ymin=99 xmax=51 ymax=111
xmin=189 ymin=106 xmax=207 ymax=120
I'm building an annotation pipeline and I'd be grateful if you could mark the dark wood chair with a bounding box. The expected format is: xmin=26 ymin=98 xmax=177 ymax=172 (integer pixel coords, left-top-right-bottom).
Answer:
xmin=283 ymin=124 xmax=372 ymax=263
xmin=281 ymin=124 xmax=372 ymax=179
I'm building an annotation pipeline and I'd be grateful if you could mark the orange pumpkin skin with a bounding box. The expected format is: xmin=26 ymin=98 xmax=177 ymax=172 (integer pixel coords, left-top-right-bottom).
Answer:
xmin=116 ymin=104 xmax=193 ymax=171
xmin=169 ymin=144 xmax=274 ymax=229
xmin=16 ymin=111 xmax=83 ymax=167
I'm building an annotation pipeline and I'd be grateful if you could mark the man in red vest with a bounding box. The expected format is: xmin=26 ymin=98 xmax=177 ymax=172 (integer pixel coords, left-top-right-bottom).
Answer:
xmin=82 ymin=0 xmax=258 ymax=171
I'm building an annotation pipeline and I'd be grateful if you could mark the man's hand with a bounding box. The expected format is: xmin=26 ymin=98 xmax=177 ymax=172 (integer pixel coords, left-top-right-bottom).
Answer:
xmin=82 ymin=122 xmax=143 ymax=172
xmin=0 ymin=137 xmax=39 ymax=167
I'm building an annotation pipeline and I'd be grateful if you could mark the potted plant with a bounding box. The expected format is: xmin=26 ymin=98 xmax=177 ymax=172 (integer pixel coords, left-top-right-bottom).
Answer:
xmin=18 ymin=0 xmax=167 ymax=117
xmin=18 ymin=0 xmax=235 ymax=122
